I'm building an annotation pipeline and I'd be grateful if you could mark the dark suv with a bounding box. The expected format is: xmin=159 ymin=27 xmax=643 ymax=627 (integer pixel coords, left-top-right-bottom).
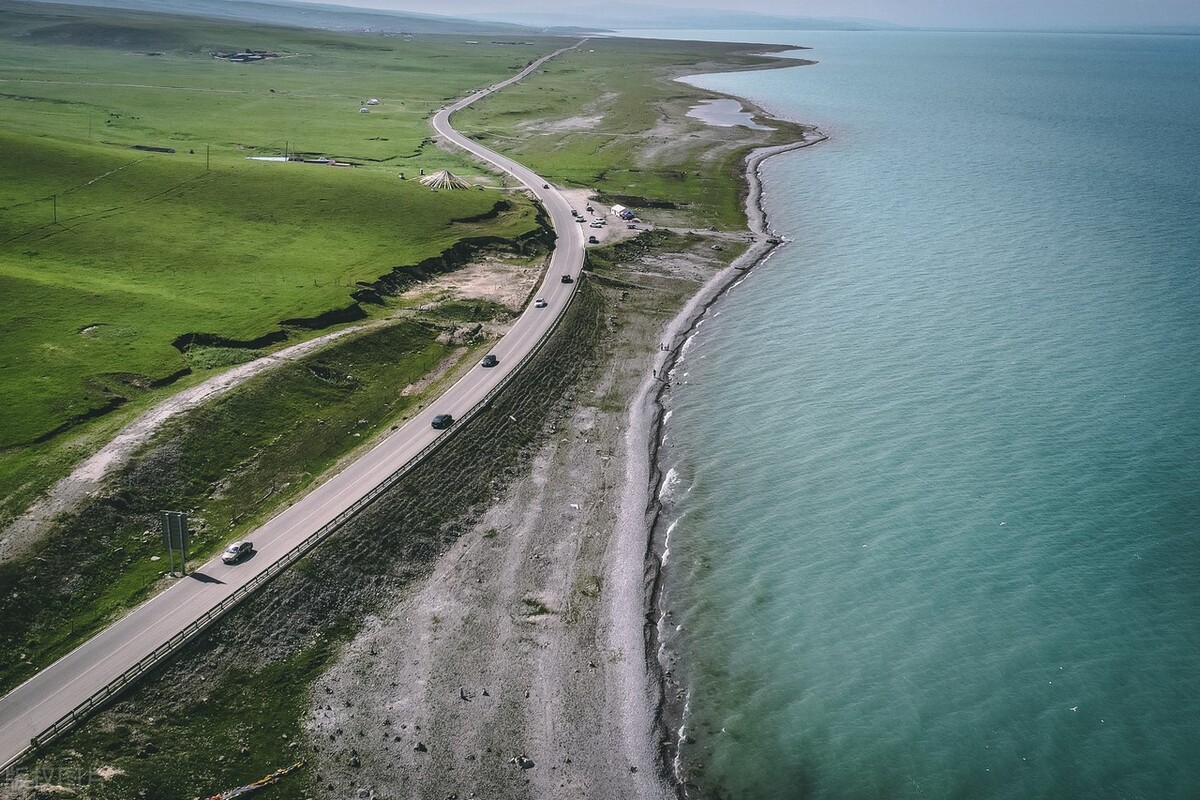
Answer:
xmin=431 ymin=414 xmax=454 ymax=429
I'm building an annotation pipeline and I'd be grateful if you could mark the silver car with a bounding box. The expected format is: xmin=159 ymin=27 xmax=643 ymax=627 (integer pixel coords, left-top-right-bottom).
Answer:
xmin=222 ymin=540 xmax=253 ymax=564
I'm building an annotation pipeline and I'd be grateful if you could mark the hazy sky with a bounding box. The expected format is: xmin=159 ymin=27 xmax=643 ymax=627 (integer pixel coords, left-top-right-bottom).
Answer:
xmin=305 ymin=0 xmax=1200 ymax=29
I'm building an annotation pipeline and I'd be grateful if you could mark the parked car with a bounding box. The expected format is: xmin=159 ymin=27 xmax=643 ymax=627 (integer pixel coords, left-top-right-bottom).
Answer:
xmin=543 ymin=183 xmax=550 ymax=188
xmin=222 ymin=540 xmax=253 ymax=564
xmin=588 ymin=235 xmax=599 ymax=244
xmin=561 ymin=274 xmax=574 ymax=284
xmin=534 ymin=297 xmax=548 ymax=308
xmin=431 ymin=413 xmax=454 ymax=429
xmin=481 ymin=354 xmax=499 ymax=368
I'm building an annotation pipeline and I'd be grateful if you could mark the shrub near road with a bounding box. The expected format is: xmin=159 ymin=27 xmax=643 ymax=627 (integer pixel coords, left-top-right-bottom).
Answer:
xmin=0 ymin=2 xmax=560 ymax=517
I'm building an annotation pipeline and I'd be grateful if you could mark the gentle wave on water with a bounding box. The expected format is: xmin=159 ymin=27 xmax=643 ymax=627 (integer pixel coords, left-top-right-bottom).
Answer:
xmin=655 ymin=30 xmax=1200 ymax=800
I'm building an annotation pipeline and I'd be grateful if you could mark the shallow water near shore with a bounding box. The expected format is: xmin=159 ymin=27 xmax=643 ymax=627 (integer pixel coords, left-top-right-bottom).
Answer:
xmin=643 ymin=30 xmax=1200 ymax=799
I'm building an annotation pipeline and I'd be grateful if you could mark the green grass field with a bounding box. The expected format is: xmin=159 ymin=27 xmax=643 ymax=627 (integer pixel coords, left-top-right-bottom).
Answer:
xmin=0 ymin=130 xmax=537 ymax=440
xmin=0 ymin=1 xmax=563 ymax=513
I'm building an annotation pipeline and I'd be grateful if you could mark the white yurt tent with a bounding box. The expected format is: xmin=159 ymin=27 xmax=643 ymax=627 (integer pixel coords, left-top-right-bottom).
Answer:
xmin=418 ymin=170 xmax=471 ymax=190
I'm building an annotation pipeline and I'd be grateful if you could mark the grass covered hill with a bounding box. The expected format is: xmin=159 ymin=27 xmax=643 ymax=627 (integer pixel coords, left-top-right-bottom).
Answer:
xmin=0 ymin=0 xmax=559 ymax=452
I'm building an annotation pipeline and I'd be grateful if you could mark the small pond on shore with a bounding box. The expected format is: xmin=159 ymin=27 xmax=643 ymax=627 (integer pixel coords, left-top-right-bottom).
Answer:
xmin=686 ymin=98 xmax=774 ymax=130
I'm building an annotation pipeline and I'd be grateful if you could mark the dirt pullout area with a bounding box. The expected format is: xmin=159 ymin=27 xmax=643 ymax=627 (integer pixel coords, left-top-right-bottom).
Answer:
xmin=559 ymin=187 xmax=644 ymax=249
xmin=0 ymin=258 xmax=542 ymax=566
xmin=420 ymin=256 xmax=544 ymax=310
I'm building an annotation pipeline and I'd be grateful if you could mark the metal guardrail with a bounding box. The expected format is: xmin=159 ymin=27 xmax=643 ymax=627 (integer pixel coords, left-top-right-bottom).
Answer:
xmin=10 ymin=271 xmax=581 ymax=772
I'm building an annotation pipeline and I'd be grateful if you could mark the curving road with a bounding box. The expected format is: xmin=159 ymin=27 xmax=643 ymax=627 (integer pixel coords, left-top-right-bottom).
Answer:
xmin=0 ymin=40 xmax=586 ymax=771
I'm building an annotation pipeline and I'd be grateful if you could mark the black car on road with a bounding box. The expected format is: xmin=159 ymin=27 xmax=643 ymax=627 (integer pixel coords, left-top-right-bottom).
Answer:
xmin=481 ymin=354 xmax=499 ymax=368
xmin=431 ymin=414 xmax=454 ymax=429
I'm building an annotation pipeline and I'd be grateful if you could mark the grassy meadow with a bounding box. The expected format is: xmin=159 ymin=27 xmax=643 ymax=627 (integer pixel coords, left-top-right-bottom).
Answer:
xmin=0 ymin=0 xmax=561 ymax=513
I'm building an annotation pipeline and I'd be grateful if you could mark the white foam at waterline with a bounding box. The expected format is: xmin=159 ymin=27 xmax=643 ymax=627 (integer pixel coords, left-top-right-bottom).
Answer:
xmin=673 ymin=693 xmax=693 ymax=783
xmin=659 ymin=466 xmax=681 ymax=501
xmin=661 ymin=514 xmax=683 ymax=567
xmin=680 ymin=333 xmax=698 ymax=357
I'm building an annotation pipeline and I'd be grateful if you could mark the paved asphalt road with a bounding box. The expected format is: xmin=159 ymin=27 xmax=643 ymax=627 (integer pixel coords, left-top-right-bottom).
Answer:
xmin=0 ymin=41 xmax=586 ymax=770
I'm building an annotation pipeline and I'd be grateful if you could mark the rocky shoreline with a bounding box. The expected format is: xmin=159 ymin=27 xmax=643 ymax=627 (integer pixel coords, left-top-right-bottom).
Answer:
xmin=638 ymin=134 xmax=828 ymax=796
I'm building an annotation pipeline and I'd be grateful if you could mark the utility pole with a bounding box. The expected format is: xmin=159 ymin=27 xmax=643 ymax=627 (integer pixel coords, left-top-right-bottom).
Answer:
xmin=51 ymin=194 xmax=56 ymax=224
xmin=206 ymin=144 xmax=210 ymax=172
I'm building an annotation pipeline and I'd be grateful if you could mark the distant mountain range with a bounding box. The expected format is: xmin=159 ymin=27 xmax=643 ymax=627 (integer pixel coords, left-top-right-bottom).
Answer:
xmin=16 ymin=0 xmax=906 ymax=35
xmin=15 ymin=0 xmax=546 ymax=34
xmin=16 ymin=0 xmax=1198 ymax=37
xmin=472 ymin=3 xmax=905 ymax=32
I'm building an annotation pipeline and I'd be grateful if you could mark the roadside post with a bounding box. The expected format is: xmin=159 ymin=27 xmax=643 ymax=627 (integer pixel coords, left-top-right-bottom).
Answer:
xmin=161 ymin=511 xmax=189 ymax=577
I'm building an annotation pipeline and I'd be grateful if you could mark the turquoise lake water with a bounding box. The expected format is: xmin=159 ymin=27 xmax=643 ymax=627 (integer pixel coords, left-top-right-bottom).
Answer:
xmin=642 ymin=30 xmax=1200 ymax=799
